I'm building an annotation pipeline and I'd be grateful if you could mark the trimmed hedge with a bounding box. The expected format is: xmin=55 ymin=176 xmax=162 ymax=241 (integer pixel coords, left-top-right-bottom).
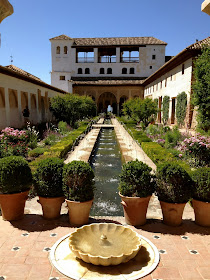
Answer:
xmin=141 ymin=142 xmax=192 ymax=175
xmin=29 ymin=122 xmax=89 ymax=172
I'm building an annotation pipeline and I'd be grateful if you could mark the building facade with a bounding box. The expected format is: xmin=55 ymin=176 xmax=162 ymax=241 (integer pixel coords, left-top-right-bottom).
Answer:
xmin=0 ymin=65 xmax=66 ymax=129
xmin=50 ymin=35 xmax=167 ymax=113
xmin=143 ymin=37 xmax=210 ymax=128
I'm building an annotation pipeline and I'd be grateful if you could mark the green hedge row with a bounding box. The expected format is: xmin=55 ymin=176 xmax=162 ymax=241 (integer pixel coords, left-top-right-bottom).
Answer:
xmin=29 ymin=122 xmax=89 ymax=172
xmin=118 ymin=117 xmax=193 ymax=175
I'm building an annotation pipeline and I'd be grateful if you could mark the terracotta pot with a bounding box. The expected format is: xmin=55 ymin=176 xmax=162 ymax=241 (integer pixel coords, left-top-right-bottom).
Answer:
xmin=192 ymin=199 xmax=210 ymax=227
xmin=66 ymin=198 xmax=93 ymax=226
xmin=119 ymin=193 xmax=151 ymax=226
xmin=160 ymin=201 xmax=186 ymax=226
xmin=38 ymin=196 xmax=65 ymax=219
xmin=0 ymin=190 xmax=29 ymax=221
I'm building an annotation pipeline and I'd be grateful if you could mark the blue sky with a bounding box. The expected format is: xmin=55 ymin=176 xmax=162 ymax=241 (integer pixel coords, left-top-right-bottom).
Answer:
xmin=0 ymin=0 xmax=209 ymax=84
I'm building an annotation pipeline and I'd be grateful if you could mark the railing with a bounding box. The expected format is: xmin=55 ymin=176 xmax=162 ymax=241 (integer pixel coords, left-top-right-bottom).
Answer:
xmin=77 ymin=57 xmax=94 ymax=63
xmin=99 ymin=57 xmax=116 ymax=63
xmin=121 ymin=57 xmax=139 ymax=63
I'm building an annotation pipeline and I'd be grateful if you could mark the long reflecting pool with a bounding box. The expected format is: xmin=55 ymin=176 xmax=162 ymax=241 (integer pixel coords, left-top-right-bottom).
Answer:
xmin=90 ymin=127 xmax=124 ymax=216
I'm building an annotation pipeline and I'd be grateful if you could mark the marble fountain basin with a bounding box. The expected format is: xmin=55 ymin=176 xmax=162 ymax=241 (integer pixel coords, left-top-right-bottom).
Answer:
xmin=69 ymin=223 xmax=141 ymax=266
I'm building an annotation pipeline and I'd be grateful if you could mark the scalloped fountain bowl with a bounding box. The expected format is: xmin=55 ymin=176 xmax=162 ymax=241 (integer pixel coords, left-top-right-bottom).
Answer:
xmin=69 ymin=223 xmax=141 ymax=266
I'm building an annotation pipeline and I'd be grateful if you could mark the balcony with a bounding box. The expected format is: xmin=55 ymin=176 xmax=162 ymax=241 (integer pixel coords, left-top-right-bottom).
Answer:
xmin=121 ymin=57 xmax=139 ymax=63
xmin=77 ymin=57 xmax=94 ymax=63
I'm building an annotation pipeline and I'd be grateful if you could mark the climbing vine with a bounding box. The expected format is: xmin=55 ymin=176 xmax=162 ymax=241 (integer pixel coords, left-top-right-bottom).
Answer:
xmin=176 ymin=92 xmax=187 ymax=127
xmin=162 ymin=96 xmax=170 ymax=124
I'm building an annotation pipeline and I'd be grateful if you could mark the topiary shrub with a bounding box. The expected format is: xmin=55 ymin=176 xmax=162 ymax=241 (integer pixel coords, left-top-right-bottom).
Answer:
xmin=33 ymin=157 xmax=64 ymax=198
xmin=191 ymin=167 xmax=210 ymax=202
xmin=63 ymin=160 xmax=95 ymax=202
xmin=119 ymin=160 xmax=155 ymax=197
xmin=0 ymin=156 xmax=32 ymax=194
xmin=155 ymin=162 xmax=193 ymax=203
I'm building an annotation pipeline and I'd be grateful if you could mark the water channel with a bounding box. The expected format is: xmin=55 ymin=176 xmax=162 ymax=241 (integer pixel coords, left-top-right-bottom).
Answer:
xmin=90 ymin=125 xmax=124 ymax=216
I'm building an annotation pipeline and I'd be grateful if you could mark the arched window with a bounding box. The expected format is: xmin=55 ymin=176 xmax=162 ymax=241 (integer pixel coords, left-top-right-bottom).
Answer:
xmin=78 ymin=68 xmax=82 ymax=74
xmin=64 ymin=46 xmax=68 ymax=54
xmin=56 ymin=46 xmax=60 ymax=54
xmin=100 ymin=68 xmax=105 ymax=74
xmin=122 ymin=68 xmax=127 ymax=74
xmin=130 ymin=68 xmax=135 ymax=74
xmin=85 ymin=68 xmax=90 ymax=74
xmin=107 ymin=68 xmax=112 ymax=74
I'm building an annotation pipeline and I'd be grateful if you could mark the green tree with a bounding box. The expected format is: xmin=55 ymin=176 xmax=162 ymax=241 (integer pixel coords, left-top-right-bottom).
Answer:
xmin=123 ymin=97 xmax=157 ymax=127
xmin=192 ymin=47 xmax=210 ymax=131
xmin=50 ymin=94 xmax=96 ymax=127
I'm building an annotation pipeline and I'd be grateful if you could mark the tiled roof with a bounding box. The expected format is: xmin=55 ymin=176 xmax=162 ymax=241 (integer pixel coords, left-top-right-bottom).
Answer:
xmin=72 ymin=79 xmax=145 ymax=85
xmin=5 ymin=65 xmax=42 ymax=81
xmin=187 ymin=36 xmax=210 ymax=50
xmin=50 ymin=35 xmax=167 ymax=46
xmin=50 ymin=34 xmax=72 ymax=40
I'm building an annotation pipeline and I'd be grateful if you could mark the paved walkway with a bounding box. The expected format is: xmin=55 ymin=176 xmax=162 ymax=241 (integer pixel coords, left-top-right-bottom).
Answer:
xmin=0 ymin=214 xmax=209 ymax=280
xmin=112 ymin=118 xmax=156 ymax=171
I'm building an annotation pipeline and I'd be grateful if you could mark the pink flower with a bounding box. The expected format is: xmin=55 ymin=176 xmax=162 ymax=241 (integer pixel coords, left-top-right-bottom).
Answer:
xmin=179 ymin=154 xmax=183 ymax=157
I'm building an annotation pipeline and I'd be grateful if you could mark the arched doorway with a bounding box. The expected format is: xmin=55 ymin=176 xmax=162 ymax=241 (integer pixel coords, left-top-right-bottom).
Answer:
xmin=97 ymin=92 xmax=117 ymax=114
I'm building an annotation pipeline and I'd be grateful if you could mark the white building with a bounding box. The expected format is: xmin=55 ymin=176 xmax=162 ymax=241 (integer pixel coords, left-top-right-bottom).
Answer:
xmin=0 ymin=65 xmax=66 ymax=129
xmin=143 ymin=37 xmax=210 ymax=128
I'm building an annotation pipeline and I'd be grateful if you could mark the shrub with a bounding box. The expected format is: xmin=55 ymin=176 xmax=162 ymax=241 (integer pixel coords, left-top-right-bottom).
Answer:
xmin=0 ymin=156 xmax=32 ymax=194
xmin=0 ymin=127 xmax=28 ymax=157
xmin=119 ymin=160 xmax=155 ymax=197
xmin=191 ymin=167 xmax=210 ymax=202
xmin=155 ymin=162 xmax=193 ymax=203
xmin=164 ymin=126 xmax=181 ymax=148
xmin=176 ymin=92 xmax=187 ymax=127
xmin=162 ymin=96 xmax=170 ymax=124
xmin=33 ymin=157 xmax=64 ymax=198
xmin=28 ymin=147 xmax=46 ymax=158
xmin=58 ymin=121 xmax=70 ymax=135
xmin=63 ymin=160 xmax=95 ymax=202
xmin=25 ymin=123 xmax=39 ymax=149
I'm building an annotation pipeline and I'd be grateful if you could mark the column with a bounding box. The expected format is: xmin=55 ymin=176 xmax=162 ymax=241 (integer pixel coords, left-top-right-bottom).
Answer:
xmin=117 ymin=103 xmax=120 ymax=116
xmin=94 ymin=48 xmax=98 ymax=63
xmin=4 ymin=87 xmax=10 ymax=127
xmin=17 ymin=90 xmax=22 ymax=124
xmin=116 ymin=47 xmax=120 ymax=63
xmin=129 ymin=89 xmax=132 ymax=99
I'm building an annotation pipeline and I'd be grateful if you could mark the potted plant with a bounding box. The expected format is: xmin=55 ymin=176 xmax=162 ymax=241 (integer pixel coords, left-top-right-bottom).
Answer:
xmin=118 ymin=160 xmax=155 ymax=226
xmin=155 ymin=162 xmax=192 ymax=226
xmin=191 ymin=167 xmax=210 ymax=227
xmin=33 ymin=157 xmax=64 ymax=219
xmin=62 ymin=160 xmax=95 ymax=226
xmin=0 ymin=156 xmax=32 ymax=221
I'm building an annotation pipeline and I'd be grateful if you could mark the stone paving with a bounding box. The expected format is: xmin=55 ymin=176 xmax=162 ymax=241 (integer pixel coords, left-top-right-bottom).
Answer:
xmin=0 ymin=213 xmax=209 ymax=280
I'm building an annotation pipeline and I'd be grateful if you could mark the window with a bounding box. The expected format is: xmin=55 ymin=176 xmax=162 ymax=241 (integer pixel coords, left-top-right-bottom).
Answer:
xmin=182 ymin=64 xmax=185 ymax=75
xmin=60 ymin=76 xmax=65 ymax=80
xmin=56 ymin=46 xmax=60 ymax=54
xmin=152 ymin=55 xmax=156 ymax=60
xmin=64 ymin=46 xmax=68 ymax=54
xmin=107 ymin=68 xmax=112 ymax=74
xmin=130 ymin=68 xmax=135 ymax=74
xmin=98 ymin=48 xmax=116 ymax=63
xmin=100 ymin=68 xmax=105 ymax=74
xmin=120 ymin=47 xmax=139 ymax=63
xmin=165 ymin=78 xmax=167 ymax=87
xmin=78 ymin=68 xmax=82 ymax=74
xmin=171 ymin=74 xmax=172 ymax=81
xmin=85 ymin=68 xmax=90 ymax=74
xmin=150 ymin=66 xmax=152 ymax=69
xmin=76 ymin=48 xmax=94 ymax=63
xmin=122 ymin=68 xmax=127 ymax=74
xmin=156 ymin=84 xmax=158 ymax=91
xmin=160 ymin=81 xmax=162 ymax=88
